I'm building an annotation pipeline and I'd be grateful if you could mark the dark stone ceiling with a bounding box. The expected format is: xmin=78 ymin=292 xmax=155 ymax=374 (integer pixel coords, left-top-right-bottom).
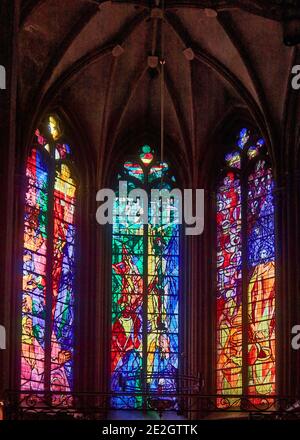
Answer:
xmin=18 ymin=0 xmax=299 ymax=185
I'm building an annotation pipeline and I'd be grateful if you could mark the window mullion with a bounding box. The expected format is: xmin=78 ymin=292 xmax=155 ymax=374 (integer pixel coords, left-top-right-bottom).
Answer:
xmin=142 ymin=174 xmax=149 ymax=409
xmin=241 ymin=164 xmax=249 ymax=400
xmin=44 ymin=142 xmax=56 ymax=395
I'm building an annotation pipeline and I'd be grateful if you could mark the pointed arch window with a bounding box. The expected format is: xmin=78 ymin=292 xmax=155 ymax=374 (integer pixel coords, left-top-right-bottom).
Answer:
xmin=111 ymin=145 xmax=180 ymax=409
xmin=21 ymin=115 xmax=77 ymax=397
xmin=216 ymin=128 xmax=276 ymax=407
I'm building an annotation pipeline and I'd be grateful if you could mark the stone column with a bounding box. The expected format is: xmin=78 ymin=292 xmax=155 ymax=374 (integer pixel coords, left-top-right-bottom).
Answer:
xmin=0 ymin=1 xmax=20 ymax=398
xmin=292 ymin=168 xmax=300 ymax=397
xmin=276 ymin=166 xmax=300 ymax=400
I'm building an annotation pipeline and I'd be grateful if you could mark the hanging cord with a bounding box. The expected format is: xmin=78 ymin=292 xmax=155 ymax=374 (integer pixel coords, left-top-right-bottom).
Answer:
xmin=160 ymin=0 xmax=165 ymax=166
xmin=157 ymin=0 xmax=166 ymax=337
xmin=159 ymin=1 xmax=166 ymax=310
xmin=160 ymin=61 xmax=165 ymax=166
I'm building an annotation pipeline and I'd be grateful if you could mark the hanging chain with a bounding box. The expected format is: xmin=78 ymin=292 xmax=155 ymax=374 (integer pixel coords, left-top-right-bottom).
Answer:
xmin=160 ymin=0 xmax=165 ymax=166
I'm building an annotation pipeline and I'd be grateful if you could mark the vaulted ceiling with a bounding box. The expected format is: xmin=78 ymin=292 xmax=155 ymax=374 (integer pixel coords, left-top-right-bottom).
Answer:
xmin=18 ymin=0 xmax=299 ymax=185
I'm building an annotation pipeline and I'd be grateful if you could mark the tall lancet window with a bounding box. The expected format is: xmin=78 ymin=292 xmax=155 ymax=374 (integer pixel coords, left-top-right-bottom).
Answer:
xmin=216 ymin=128 xmax=276 ymax=407
xmin=21 ymin=115 xmax=77 ymax=398
xmin=111 ymin=145 xmax=180 ymax=409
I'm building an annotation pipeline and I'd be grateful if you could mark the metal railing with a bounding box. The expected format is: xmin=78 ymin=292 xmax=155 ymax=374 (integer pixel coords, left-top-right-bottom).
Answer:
xmin=3 ymin=376 xmax=300 ymax=420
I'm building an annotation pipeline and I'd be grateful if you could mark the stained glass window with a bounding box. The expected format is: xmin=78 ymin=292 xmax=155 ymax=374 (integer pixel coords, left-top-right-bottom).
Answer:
xmin=216 ymin=128 xmax=275 ymax=407
xmin=111 ymin=145 xmax=180 ymax=409
xmin=21 ymin=116 xmax=76 ymax=398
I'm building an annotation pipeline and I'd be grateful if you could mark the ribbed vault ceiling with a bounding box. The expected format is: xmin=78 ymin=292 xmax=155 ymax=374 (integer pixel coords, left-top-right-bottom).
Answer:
xmin=19 ymin=0 xmax=298 ymax=185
